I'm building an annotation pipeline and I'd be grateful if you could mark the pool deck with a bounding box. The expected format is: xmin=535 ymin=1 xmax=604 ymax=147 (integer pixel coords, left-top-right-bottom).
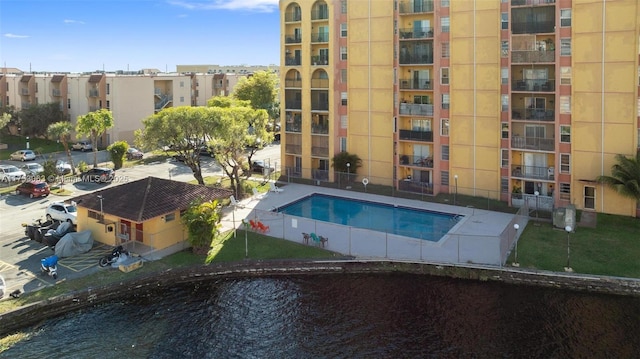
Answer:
xmin=223 ymin=181 xmax=522 ymax=266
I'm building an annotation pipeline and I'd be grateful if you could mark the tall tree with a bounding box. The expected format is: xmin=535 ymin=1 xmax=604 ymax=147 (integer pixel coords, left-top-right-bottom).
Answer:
xmin=47 ymin=121 xmax=76 ymax=174
xmin=19 ymin=103 xmax=64 ymax=137
xmin=597 ymin=151 xmax=640 ymax=204
xmin=233 ymin=70 xmax=279 ymax=132
xmin=75 ymin=109 xmax=114 ymax=167
xmin=136 ymin=106 xmax=213 ymax=185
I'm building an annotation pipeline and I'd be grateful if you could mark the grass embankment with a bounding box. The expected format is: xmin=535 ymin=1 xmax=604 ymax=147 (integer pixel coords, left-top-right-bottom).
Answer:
xmin=0 ymin=135 xmax=66 ymax=160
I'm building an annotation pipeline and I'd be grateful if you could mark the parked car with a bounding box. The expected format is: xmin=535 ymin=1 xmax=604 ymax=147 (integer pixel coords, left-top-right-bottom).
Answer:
xmin=56 ymin=160 xmax=73 ymax=175
xmin=252 ymin=160 xmax=275 ymax=174
xmin=80 ymin=167 xmax=115 ymax=183
xmin=46 ymin=201 xmax=78 ymax=225
xmin=9 ymin=149 xmax=36 ymax=161
xmin=0 ymin=165 xmax=27 ymax=182
xmin=72 ymin=140 xmax=93 ymax=152
xmin=22 ymin=163 xmax=44 ymax=177
xmin=15 ymin=180 xmax=50 ymax=198
xmin=126 ymin=147 xmax=144 ymax=160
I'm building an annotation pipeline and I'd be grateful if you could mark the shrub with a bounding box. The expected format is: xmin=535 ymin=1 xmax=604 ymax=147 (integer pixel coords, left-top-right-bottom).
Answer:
xmin=181 ymin=199 xmax=222 ymax=254
xmin=77 ymin=161 xmax=89 ymax=173
xmin=107 ymin=141 xmax=128 ymax=170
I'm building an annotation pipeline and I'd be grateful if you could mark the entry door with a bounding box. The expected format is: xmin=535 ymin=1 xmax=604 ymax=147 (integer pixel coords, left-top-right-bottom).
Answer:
xmin=413 ymin=20 xmax=430 ymax=36
xmin=412 ymin=70 xmax=430 ymax=89
xmin=524 ymin=153 xmax=547 ymax=178
xmin=135 ymin=222 xmax=144 ymax=242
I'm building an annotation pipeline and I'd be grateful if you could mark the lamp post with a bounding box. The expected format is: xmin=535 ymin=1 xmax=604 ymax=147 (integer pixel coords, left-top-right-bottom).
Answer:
xmin=454 ymin=175 xmax=458 ymax=206
xmin=512 ymin=223 xmax=520 ymax=267
xmin=97 ymin=195 xmax=104 ymax=221
xmin=534 ymin=190 xmax=540 ymax=222
xmin=564 ymin=225 xmax=573 ymax=272
xmin=232 ymin=203 xmax=236 ymax=238
xmin=346 ymin=162 xmax=351 ymax=189
xmin=26 ymin=136 xmax=30 ymax=150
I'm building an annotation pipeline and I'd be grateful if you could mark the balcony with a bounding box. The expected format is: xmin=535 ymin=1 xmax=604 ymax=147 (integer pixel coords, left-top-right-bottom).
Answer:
xmin=311 ymin=9 xmax=328 ymax=20
xmin=284 ymin=11 xmax=301 ymax=22
xmin=511 ymin=164 xmax=554 ymax=181
xmin=399 ymin=103 xmax=434 ymax=116
xmin=399 ymin=129 xmax=433 ymax=142
xmin=285 ymin=99 xmax=302 ymax=110
xmin=285 ymin=144 xmax=302 ymax=155
xmin=399 ymin=0 xmax=434 ymax=14
xmin=400 ymin=154 xmax=433 ymax=168
xmin=399 ymin=53 xmax=434 ymax=65
xmin=311 ymin=145 xmax=329 ymax=157
xmin=89 ymin=105 xmax=101 ymax=111
xmin=311 ymin=123 xmax=329 ymax=135
xmin=310 ymin=78 xmax=329 ymax=88
xmin=511 ymin=135 xmax=555 ymax=151
xmin=400 ymin=79 xmax=432 ymax=90
xmin=399 ymin=180 xmax=434 ymax=195
xmin=399 ymin=27 xmax=434 ymax=40
xmin=511 ymin=0 xmax=555 ymax=6
xmin=285 ymin=56 xmax=301 ymax=66
xmin=311 ymin=56 xmax=329 ymax=66
xmin=285 ymin=35 xmax=302 ymax=44
xmin=311 ymin=33 xmax=329 ymax=43
xmin=89 ymin=89 xmax=100 ymax=97
xmin=311 ymin=100 xmax=329 ymax=111
xmin=285 ymin=119 xmax=302 ymax=133
xmin=285 ymin=79 xmax=302 ymax=88
xmin=511 ymin=50 xmax=555 ymax=63
xmin=511 ymin=108 xmax=555 ymax=121
xmin=512 ymin=79 xmax=555 ymax=92
xmin=512 ymin=20 xmax=555 ymax=34
xmin=20 ymin=88 xmax=29 ymax=95
xmin=52 ymin=89 xmax=62 ymax=97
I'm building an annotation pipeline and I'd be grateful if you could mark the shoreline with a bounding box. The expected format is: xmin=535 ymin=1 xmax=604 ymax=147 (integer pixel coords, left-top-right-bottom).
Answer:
xmin=2 ymin=259 xmax=640 ymax=337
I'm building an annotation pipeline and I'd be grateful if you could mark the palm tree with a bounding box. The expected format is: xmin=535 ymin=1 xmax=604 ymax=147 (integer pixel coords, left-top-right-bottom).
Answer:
xmin=47 ymin=121 xmax=76 ymax=175
xmin=596 ymin=151 xmax=640 ymax=203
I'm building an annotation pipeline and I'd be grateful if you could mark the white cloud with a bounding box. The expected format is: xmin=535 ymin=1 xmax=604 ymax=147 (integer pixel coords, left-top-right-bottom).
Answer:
xmin=168 ymin=0 xmax=278 ymax=13
xmin=64 ymin=19 xmax=86 ymax=25
xmin=4 ymin=33 xmax=30 ymax=38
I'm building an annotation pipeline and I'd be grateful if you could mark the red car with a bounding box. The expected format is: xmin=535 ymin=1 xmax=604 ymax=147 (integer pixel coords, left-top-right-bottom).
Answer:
xmin=15 ymin=180 xmax=50 ymax=198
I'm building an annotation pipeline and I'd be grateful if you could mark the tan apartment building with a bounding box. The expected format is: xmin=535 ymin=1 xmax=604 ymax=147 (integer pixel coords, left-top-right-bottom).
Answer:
xmin=0 ymin=69 xmax=251 ymax=145
xmin=279 ymin=0 xmax=640 ymax=217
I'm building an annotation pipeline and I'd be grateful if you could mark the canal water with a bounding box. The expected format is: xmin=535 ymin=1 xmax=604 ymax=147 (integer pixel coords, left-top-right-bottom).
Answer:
xmin=3 ymin=273 xmax=640 ymax=358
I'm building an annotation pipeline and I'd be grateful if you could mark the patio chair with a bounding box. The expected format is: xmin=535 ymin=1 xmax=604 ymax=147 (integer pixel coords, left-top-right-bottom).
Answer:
xmin=269 ymin=182 xmax=284 ymax=193
xmin=249 ymin=219 xmax=259 ymax=231
xmin=319 ymin=235 xmax=328 ymax=248
xmin=229 ymin=195 xmax=245 ymax=208
xmin=310 ymin=232 xmax=321 ymax=246
xmin=252 ymin=187 xmax=267 ymax=199
xmin=302 ymin=232 xmax=311 ymax=245
xmin=257 ymin=221 xmax=270 ymax=233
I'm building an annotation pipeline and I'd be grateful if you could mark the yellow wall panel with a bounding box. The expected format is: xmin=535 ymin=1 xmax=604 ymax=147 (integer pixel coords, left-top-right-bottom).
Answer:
xmin=476 ymin=64 xmax=500 ymax=91
xmin=603 ymin=123 xmax=637 ymax=155
xmin=475 ymin=38 xmax=499 ymax=63
xmin=573 ymin=122 xmax=602 ymax=152
xmin=451 ymin=89 xmax=474 ymax=115
xmin=605 ymin=63 xmax=637 ymax=93
xmin=605 ymin=1 xmax=638 ymax=32
xmin=573 ymin=34 xmax=603 ymax=62
xmin=573 ymin=63 xmax=602 ymax=93
xmin=451 ymin=115 xmax=475 ymax=145
xmin=476 ymin=92 xmax=499 ymax=117
xmin=604 ymin=92 xmax=637 ymax=124
xmin=573 ymin=2 xmax=603 ymax=33
xmin=451 ymin=38 xmax=474 ymax=63
xmin=370 ymin=91 xmax=394 ymax=113
xmin=450 ymin=12 xmax=473 ymax=38
xmin=604 ymin=32 xmax=637 ymax=63
xmin=450 ymin=64 xmax=473 ymax=90
xmin=450 ymin=145 xmax=474 ymax=171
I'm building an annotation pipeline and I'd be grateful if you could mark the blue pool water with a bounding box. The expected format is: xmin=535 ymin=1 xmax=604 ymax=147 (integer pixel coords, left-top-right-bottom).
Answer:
xmin=277 ymin=194 xmax=460 ymax=242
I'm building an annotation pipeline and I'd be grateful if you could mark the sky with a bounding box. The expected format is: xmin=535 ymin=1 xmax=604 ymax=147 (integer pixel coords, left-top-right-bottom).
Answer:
xmin=0 ymin=0 xmax=281 ymax=73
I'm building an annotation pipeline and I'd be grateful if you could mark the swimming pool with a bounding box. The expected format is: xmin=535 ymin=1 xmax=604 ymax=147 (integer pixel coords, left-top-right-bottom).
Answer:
xmin=276 ymin=194 xmax=461 ymax=242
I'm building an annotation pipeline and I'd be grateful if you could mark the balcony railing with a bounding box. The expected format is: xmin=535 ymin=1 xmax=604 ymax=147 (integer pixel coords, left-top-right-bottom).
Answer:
xmin=512 ymin=79 xmax=555 ymax=92
xmin=52 ymin=89 xmax=62 ymax=97
xmin=285 ymin=100 xmax=302 ymax=110
xmin=511 ymin=0 xmax=556 ymax=6
xmin=511 ymin=193 xmax=554 ymax=211
xmin=399 ymin=129 xmax=433 ymax=142
xmin=89 ymin=89 xmax=100 ymax=97
xmin=511 ymin=50 xmax=555 ymax=63
xmin=21 ymin=102 xmax=31 ymax=109
xmin=89 ymin=105 xmax=101 ymax=112
xmin=399 ymin=0 xmax=434 ymax=14
xmin=399 ymin=27 xmax=434 ymax=39
xmin=399 ymin=180 xmax=434 ymax=195
xmin=285 ymin=56 xmax=301 ymax=66
xmin=311 ymin=9 xmax=328 ymax=20
xmin=511 ymin=108 xmax=555 ymax=121
xmin=399 ymin=103 xmax=434 ymax=116
xmin=511 ymin=135 xmax=555 ymax=151
xmin=285 ymin=35 xmax=302 ymax=44
xmin=285 ymin=79 xmax=302 ymax=87
xmin=284 ymin=11 xmax=301 ymax=22
xmin=285 ymin=144 xmax=302 ymax=155
xmin=311 ymin=33 xmax=329 ymax=43
xmin=311 ymin=56 xmax=329 ymax=65
xmin=20 ymin=88 xmax=29 ymax=95
xmin=512 ymin=21 xmax=556 ymax=34
xmin=311 ymin=145 xmax=329 ymax=157
xmin=310 ymin=78 xmax=329 ymax=88
xmin=399 ymin=54 xmax=434 ymax=65
xmin=311 ymin=124 xmax=329 ymax=135
xmin=285 ymin=121 xmax=302 ymax=133
xmin=511 ymin=164 xmax=554 ymax=180
xmin=400 ymin=79 xmax=432 ymax=90
xmin=311 ymin=101 xmax=329 ymax=111
xmin=400 ymin=154 xmax=433 ymax=168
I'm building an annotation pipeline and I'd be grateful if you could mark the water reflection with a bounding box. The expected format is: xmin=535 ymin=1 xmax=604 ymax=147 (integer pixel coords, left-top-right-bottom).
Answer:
xmin=3 ymin=274 xmax=640 ymax=358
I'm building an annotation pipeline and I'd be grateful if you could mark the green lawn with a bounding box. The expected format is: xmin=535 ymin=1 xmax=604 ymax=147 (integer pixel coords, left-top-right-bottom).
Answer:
xmin=507 ymin=213 xmax=640 ymax=277
xmin=0 ymin=135 xmax=66 ymax=160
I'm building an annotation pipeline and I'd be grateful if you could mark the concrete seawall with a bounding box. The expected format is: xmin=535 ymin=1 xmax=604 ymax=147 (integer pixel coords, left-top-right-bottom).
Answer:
xmin=1 ymin=260 xmax=639 ymax=337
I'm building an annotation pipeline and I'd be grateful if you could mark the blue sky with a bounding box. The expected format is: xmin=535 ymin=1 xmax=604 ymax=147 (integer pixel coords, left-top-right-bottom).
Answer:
xmin=0 ymin=0 xmax=280 ymax=73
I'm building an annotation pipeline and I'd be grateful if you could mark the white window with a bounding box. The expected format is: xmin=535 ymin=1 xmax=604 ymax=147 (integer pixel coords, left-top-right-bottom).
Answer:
xmin=441 ymin=0 xmax=449 ymax=7
xmin=560 ymin=183 xmax=571 ymax=200
xmin=180 ymin=96 xmax=184 ymax=103
xmin=560 ymin=96 xmax=571 ymax=114
xmin=584 ymin=186 xmax=596 ymax=209
xmin=560 ymin=154 xmax=571 ymax=174
xmin=441 ymin=171 xmax=449 ymax=186
xmin=440 ymin=68 xmax=449 ymax=85
xmin=340 ymin=137 xmax=347 ymax=152
xmin=501 ymin=67 xmax=508 ymax=84
xmin=442 ymin=93 xmax=450 ymax=109
xmin=341 ymin=92 xmax=347 ymax=106
xmin=501 ymin=122 xmax=509 ymax=139
xmin=340 ymin=115 xmax=348 ymax=129
xmin=341 ymin=0 xmax=347 ymax=14
xmin=501 ymin=41 xmax=509 ymax=57
xmin=560 ymin=38 xmax=571 ymax=56
xmin=341 ymin=23 xmax=347 ymax=37
xmin=560 ymin=125 xmax=571 ymax=143
xmin=441 ymin=17 xmax=449 ymax=33
xmin=560 ymin=9 xmax=572 ymax=27
xmin=440 ymin=118 xmax=449 ymax=136
xmin=501 ymin=95 xmax=509 ymax=112
xmin=501 ymin=177 xmax=509 ymax=193
xmin=501 ymin=149 xmax=508 ymax=168
xmin=560 ymin=67 xmax=571 ymax=85
xmin=442 ymin=42 xmax=450 ymax=58
xmin=340 ymin=46 xmax=348 ymax=60
xmin=501 ymin=13 xmax=508 ymax=30
xmin=441 ymin=145 xmax=449 ymax=161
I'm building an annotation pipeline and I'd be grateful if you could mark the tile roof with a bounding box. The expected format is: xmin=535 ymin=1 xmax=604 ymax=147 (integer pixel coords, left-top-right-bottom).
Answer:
xmin=51 ymin=75 xmax=65 ymax=83
xmin=88 ymin=74 xmax=103 ymax=83
xmin=71 ymin=176 xmax=233 ymax=222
